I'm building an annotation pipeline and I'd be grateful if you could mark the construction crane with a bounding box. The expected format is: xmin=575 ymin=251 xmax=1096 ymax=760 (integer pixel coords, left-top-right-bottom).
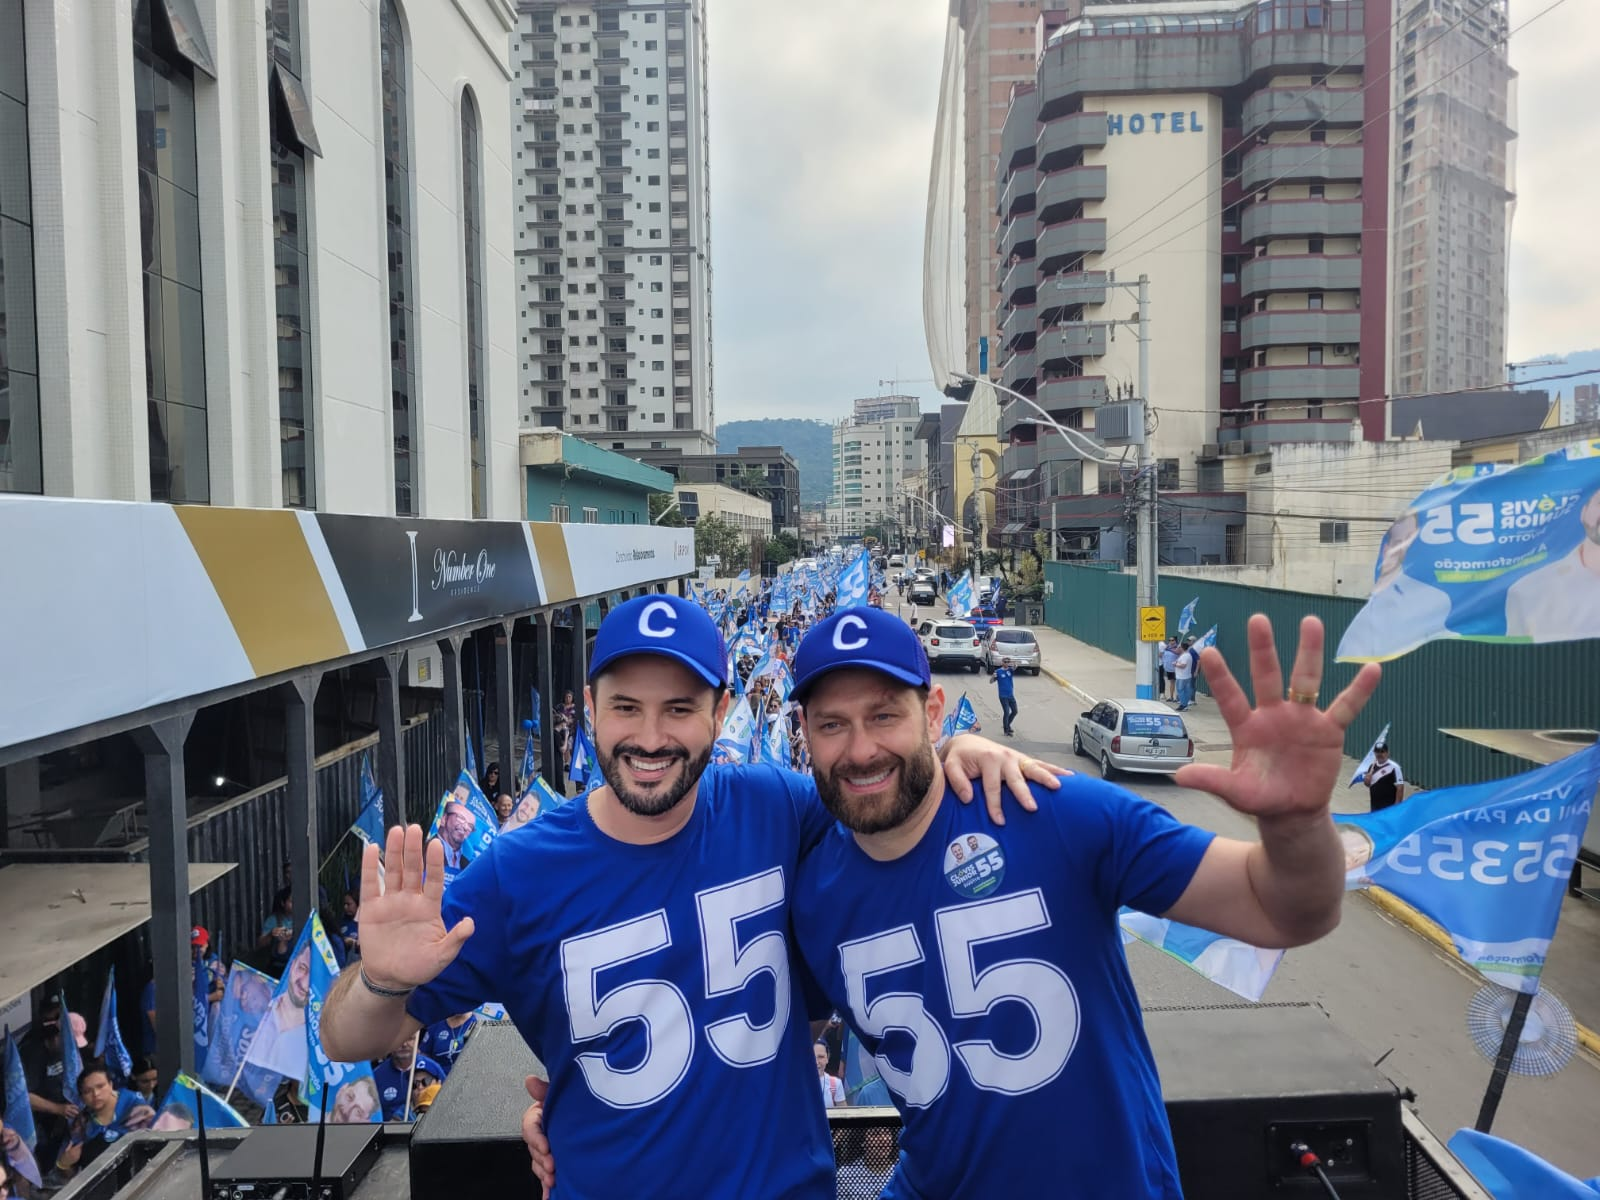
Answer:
xmin=1506 ymin=356 xmax=1565 ymax=384
xmin=878 ymin=377 xmax=935 ymax=394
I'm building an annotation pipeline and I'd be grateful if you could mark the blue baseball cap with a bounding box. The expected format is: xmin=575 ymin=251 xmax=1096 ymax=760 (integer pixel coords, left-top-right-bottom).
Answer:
xmin=791 ymin=607 xmax=932 ymax=703
xmin=589 ymin=594 xmax=727 ymax=689
xmin=413 ymin=1054 xmax=445 ymax=1081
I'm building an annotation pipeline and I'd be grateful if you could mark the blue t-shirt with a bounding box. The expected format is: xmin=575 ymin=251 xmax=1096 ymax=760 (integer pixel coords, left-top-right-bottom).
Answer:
xmin=409 ymin=763 xmax=837 ymax=1200
xmin=84 ymin=1088 xmax=148 ymax=1144
xmin=992 ymin=666 xmax=1015 ymax=699
xmin=792 ymin=776 xmax=1215 ymax=1200
xmin=421 ymin=1015 xmax=476 ymax=1075
xmin=139 ymin=979 xmax=158 ymax=1055
xmin=371 ymin=1059 xmax=412 ymax=1121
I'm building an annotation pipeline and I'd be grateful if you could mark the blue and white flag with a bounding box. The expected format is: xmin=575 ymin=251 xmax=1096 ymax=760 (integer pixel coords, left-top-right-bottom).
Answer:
xmin=1448 ymin=1128 xmax=1600 ymax=1200
xmin=835 ymin=551 xmax=872 ymax=609
xmin=733 ymin=569 xmax=752 ymax=598
xmin=1349 ymin=723 xmax=1393 ymax=788
xmin=4 ymin=1027 xmax=36 ymax=1152
xmin=503 ymin=772 xmax=565 ymax=834
xmin=193 ymin=949 xmax=214 ymax=1073
xmin=946 ymin=572 xmax=974 ymax=616
xmin=1338 ymin=743 xmax=1600 ymax=992
xmin=202 ymin=961 xmax=279 ymax=1102
xmin=763 ymin=712 xmax=788 ymax=769
xmin=155 ymin=1072 xmax=249 ymax=1130
xmin=245 ymin=923 xmax=314 ymax=1086
xmin=713 ymin=699 xmax=757 ymax=764
xmin=94 ymin=967 xmax=134 ymax=1084
xmin=59 ymin=988 xmax=83 ymax=1109
xmin=302 ymin=914 xmax=383 ymax=1123
xmin=1193 ymin=624 xmax=1218 ymax=653
xmin=1178 ymin=597 xmax=1199 ymax=636
xmin=426 ymin=770 xmax=501 ymax=886
xmin=1118 ymin=909 xmax=1284 ymax=1003
xmin=939 ymin=695 xmax=979 ymax=742
xmin=1337 ymin=440 xmax=1600 ymax=662
xmin=352 ymin=753 xmax=385 ymax=849
xmin=569 ymin=724 xmax=597 ymax=788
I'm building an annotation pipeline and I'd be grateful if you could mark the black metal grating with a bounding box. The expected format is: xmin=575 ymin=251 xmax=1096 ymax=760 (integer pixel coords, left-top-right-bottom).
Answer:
xmin=830 ymin=1110 xmax=902 ymax=1200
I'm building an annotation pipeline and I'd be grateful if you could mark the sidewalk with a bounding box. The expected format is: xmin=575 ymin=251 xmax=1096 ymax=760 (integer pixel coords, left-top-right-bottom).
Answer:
xmin=1027 ymin=621 xmax=1600 ymax=1052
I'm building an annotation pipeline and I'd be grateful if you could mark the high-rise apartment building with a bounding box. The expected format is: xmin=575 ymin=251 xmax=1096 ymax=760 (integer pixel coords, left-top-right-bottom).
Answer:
xmin=513 ymin=0 xmax=715 ymax=454
xmin=827 ymin=400 xmax=928 ymax=538
xmin=990 ymin=0 xmax=1391 ymax=564
xmin=1389 ymin=0 xmax=1514 ymax=400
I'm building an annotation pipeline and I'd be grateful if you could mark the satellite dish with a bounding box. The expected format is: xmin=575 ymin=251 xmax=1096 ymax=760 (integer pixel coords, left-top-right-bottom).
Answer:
xmin=1467 ymin=984 xmax=1578 ymax=1078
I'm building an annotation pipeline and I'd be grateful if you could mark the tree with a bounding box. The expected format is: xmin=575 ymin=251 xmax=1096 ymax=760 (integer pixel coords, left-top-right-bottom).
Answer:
xmin=694 ymin=513 xmax=746 ymax=572
xmin=766 ymin=530 xmax=802 ymax=565
xmin=728 ymin=466 xmax=772 ymax=500
xmin=649 ymin=491 xmax=685 ymax=527
xmin=1008 ymin=531 xmax=1051 ymax=601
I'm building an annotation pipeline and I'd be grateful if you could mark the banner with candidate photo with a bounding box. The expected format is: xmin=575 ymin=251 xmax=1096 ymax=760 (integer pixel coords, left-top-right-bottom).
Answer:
xmin=154 ymin=1073 xmax=249 ymax=1130
xmin=1338 ymin=743 xmax=1600 ymax=993
xmin=1337 ymin=440 xmax=1600 ymax=662
xmin=203 ymin=961 xmax=280 ymax=1101
xmin=425 ymin=770 xmax=500 ymax=885
xmin=301 ymin=914 xmax=383 ymax=1124
xmin=243 ymin=922 xmax=315 ymax=1088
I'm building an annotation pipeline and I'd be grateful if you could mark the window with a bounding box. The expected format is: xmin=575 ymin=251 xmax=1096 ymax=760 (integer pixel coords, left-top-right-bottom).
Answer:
xmin=1308 ymin=347 xmax=1324 ymax=364
xmin=380 ymin=0 xmax=418 ymax=514
xmin=550 ymin=503 xmax=570 ymax=521
xmin=1319 ymin=521 xmax=1349 ymax=544
xmin=137 ymin=0 xmax=210 ymax=502
xmin=1156 ymin=459 xmax=1179 ymax=490
xmin=461 ymin=89 xmax=488 ymax=518
xmin=1307 ymin=291 xmax=1323 ymax=310
xmin=1 ymin=0 xmax=41 ymax=492
xmin=582 ymin=507 xmax=599 ymax=523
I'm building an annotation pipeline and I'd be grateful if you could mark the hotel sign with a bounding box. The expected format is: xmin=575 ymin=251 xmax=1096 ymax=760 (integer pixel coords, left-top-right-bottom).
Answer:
xmin=1106 ymin=111 xmax=1206 ymax=135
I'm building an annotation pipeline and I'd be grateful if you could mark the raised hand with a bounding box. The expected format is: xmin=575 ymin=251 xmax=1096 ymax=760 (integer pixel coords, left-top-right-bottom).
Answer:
xmin=1176 ymin=615 xmax=1380 ymax=821
xmin=356 ymin=825 xmax=475 ymax=993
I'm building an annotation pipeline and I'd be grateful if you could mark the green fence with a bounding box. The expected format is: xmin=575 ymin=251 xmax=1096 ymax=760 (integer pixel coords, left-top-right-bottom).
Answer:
xmin=1044 ymin=561 xmax=1600 ymax=791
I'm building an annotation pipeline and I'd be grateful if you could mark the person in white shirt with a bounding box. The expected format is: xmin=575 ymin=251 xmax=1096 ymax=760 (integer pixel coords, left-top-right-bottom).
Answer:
xmin=815 ymin=1043 xmax=846 ymax=1108
xmin=1363 ymin=743 xmax=1405 ymax=812
xmin=1504 ymin=485 xmax=1600 ymax=642
xmin=1339 ymin=511 xmax=1453 ymax=661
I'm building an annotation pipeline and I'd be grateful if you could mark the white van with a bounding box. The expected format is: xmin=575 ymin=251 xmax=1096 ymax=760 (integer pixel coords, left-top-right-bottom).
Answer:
xmin=889 ymin=554 xmax=905 ymax=569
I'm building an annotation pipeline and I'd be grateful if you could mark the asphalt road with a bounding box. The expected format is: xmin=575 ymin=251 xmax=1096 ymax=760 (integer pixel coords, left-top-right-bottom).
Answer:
xmin=928 ymin=658 xmax=1600 ymax=1179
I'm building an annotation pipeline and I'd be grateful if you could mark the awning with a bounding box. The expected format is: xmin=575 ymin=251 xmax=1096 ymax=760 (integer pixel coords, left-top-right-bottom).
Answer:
xmin=270 ymin=63 xmax=323 ymax=157
xmin=0 ymin=862 xmax=236 ymax=1011
xmin=1001 ymin=522 xmax=1027 ymax=535
xmin=157 ymin=0 xmax=217 ymax=79
xmin=1008 ymin=468 xmax=1038 ymax=483
xmin=1439 ymin=728 xmax=1597 ymax=767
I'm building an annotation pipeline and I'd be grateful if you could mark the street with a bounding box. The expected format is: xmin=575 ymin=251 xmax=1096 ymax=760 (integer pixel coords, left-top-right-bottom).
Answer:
xmin=925 ymin=654 xmax=1600 ymax=1179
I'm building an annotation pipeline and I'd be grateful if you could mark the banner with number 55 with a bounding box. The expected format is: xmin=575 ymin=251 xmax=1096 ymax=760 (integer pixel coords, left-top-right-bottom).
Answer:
xmin=1336 ymin=438 xmax=1600 ymax=662
xmin=1336 ymin=743 xmax=1600 ymax=993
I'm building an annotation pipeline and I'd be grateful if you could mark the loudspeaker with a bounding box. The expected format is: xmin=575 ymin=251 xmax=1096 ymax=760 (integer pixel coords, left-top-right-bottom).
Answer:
xmin=409 ymin=1021 xmax=546 ymax=1200
xmin=1146 ymin=1002 xmax=1407 ymax=1199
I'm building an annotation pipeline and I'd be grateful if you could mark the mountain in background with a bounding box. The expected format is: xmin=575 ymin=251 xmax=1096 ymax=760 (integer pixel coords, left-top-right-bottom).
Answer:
xmin=1516 ymin=348 xmax=1600 ymax=394
xmin=717 ymin=418 xmax=835 ymax=504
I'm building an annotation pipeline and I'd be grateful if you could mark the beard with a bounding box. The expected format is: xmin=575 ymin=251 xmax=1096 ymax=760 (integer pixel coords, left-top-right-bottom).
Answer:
xmin=814 ymin=733 xmax=938 ymax=835
xmin=598 ymin=739 xmax=712 ymax=818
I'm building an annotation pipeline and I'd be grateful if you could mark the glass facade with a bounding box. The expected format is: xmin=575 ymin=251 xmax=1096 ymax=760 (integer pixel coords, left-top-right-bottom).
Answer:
xmin=0 ymin=0 xmax=41 ymax=493
xmin=135 ymin=0 xmax=209 ymax=503
xmin=381 ymin=0 xmax=418 ymax=515
xmin=270 ymin=0 xmax=314 ymax=508
xmin=461 ymin=90 xmax=486 ymax=519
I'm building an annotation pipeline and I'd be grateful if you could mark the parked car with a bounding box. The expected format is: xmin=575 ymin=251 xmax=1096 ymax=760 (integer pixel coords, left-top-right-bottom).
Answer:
xmin=983 ymin=627 xmax=1041 ymax=674
xmin=908 ymin=582 xmax=938 ymax=607
xmin=917 ymin=619 xmax=983 ymax=672
xmin=1072 ymin=700 xmax=1194 ymax=778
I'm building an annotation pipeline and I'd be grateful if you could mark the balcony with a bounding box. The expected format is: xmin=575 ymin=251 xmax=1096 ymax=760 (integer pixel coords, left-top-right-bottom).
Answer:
xmin=1039 ymin=36 xmax=1245 ymax=120
xmin=1036 ymin=165 xmax=1107 ymax=223
xmin=1239 ymin=309 xmax=1360 ymax=350
xmin=1002 ymin=347 xmax=1037 ymax=391
xmin=998 ymin=256 xmax=1037 ymax=305
xmin=997 ymin=212 xmax=1037 ymax=264
xmin=1036 ymin=111 xmax=1107 ymax=171
xmin=1240 ymin=364 xmax=1359 ymax=405
xmin=999 ymin=165 xmax=1037 ymax=218
xmin=1001 ymin=303 xmax=1037 ymax=349
xmin=1239 ymin=142 xmax=1363 ymax=190
xmin=1242 ymin=85 xmax=1364 ymax=135
xmin=1247 ymin=30 xmax=1366 ymax=76
xmin=1044 ymin=269 xmax=1108 ymax=310
xmin=1240 ymin=254 xmax=1361 ymax=297
xmin=1241 ymin=198 xmax=1361 ymax=242
xmin=1217 ymin=417 xmax=1357 ymax=452
xmin=997 ymin=88 xmax=1041 ymax=178
xmin=1038 ymin=321 xmax=1107 ymax=367
xmin=1037 ymin=374 xmax=1109 ymax=411
xmin=1037 ymin=218 xmax=1106 ymax=273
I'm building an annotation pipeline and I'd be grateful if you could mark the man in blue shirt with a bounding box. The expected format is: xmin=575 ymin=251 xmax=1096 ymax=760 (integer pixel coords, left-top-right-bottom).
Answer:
xmin=320 ymin=595 xmax=1058 ymax=1199
xmin=785 ymin=607 xmax=1381 ymax=1198
xmin=991 ymin=656 xmax=1017 ymax=736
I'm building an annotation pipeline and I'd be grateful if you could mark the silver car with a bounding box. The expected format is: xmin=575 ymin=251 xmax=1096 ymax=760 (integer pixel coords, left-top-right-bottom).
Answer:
xmin=983 ymin=627 xmax=1041 ymax=675
xmin=1072 ymin=699 xmax=1194 ymax=778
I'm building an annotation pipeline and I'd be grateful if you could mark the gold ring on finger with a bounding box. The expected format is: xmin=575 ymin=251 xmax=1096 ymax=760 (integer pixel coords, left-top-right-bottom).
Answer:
xmin=1287 ymin=689 xmax=1319 ymax=705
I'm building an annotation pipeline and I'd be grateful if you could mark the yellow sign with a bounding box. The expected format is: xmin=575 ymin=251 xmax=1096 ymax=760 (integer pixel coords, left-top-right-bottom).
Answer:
xmin=1139 ymin=606 xmax=1166 ymax=642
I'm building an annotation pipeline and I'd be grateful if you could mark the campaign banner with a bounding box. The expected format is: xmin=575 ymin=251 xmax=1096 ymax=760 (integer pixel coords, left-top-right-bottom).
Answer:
xmin=1118 ymin=909 xmax=1284 ymax=1003
xmin=835 ymin=552 xmax=873 ymax=609
xmin=946 ymin=572 xmax=974 ymax=616
xmin=94 ymin=967 xmax=134 ymax=1084
xmin=713 ymin=700 xmax=757 ymax=765
xmin=1338 ymin=743 xmax=1600 ymax=992
xmin=502 ymin=774 xmax=565 ymax=835
xmin=193 ymin=951 xmax=214 ymax=1075
xmin=302 ymin=914 xmax=383 ymax=1124
xmin=1337 ymin=440 xmax=1600 ymax=662
xmin=203 ymin=962 xmax=280 ymax=1103
xmin=244 ymin=923 xmax=314 ymax=1085
xmin=352 ymin=753 xmax=385 ymax=849
xmin=4 ymin=1027 xmax=36 ymax=1151
xmin=153 ymin=1073 xmax=249 ymax=1130
xmin=939 ymin=695 xmax=978 ymax=743
xmin=1178 ymin=597 xmax=1198 ymax=636
xmin=425 ymin=770 xmax=500 ymax=885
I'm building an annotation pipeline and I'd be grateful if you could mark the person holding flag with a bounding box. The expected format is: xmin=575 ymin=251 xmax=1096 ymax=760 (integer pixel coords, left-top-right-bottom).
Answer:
xmin=93 ymin=970 xmax=134 ymax=1087
xmin=1362 ymin=741 xmax=1405 ymax=812
xmin=319 ymin=594 xmax=1059 ymax=1199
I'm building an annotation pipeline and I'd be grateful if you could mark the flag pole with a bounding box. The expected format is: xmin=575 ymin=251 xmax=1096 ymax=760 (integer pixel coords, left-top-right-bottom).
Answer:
xmin=1473 ymin=990 xmax=1533 ymax=1133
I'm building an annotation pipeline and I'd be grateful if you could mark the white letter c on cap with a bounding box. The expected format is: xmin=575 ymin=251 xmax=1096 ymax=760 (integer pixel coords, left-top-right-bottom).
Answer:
xmin=832 ymin=614 xmax=870 ymax=651
xmin=638 ymin=600 xmax=677 ymax=639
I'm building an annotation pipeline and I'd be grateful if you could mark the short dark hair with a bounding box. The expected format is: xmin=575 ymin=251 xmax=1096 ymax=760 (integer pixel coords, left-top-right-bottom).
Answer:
xmin=78 ymin=1062 xmax=112 ymax=1094
xmin=133 ymin=1055 xmax=158 ymax=1077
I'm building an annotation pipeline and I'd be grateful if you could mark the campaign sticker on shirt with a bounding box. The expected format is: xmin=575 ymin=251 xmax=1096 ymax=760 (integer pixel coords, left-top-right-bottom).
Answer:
xmin=943 ymin=832 xmax=1006 ymax=899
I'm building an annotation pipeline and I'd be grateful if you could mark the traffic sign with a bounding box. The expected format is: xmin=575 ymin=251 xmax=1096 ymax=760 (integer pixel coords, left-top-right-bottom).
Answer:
xmin=1139 ymin=606 xmax=1166 ymax=642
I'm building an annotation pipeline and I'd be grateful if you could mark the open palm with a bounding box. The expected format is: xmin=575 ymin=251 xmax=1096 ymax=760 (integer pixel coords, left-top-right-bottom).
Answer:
xmin=356 ymin=824 xmax=475 ymax=993
xmin=1175 ymin=615 xmax=1380 ymax=820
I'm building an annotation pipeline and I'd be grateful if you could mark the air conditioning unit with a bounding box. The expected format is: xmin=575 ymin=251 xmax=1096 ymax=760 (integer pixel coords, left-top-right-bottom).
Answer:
xmin=1332 ymin=344 xmax=1353 ymax=356
xmin=1200 ymin=443 xmax=1221 ymax=459
xmin=1096 ymin=401 xmax=1146 ymax=446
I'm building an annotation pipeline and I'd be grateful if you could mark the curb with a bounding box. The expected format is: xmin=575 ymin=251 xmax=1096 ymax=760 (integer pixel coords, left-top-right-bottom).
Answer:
xmin=1041 ymin=660 xmax=1600 ymax=1061
xmin=1362 ymin=886 xmax=1600 ymax=1059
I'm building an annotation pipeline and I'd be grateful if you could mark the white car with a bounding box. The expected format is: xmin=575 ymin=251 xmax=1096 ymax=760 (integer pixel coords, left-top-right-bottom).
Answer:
xmin=1072 ymin=699 xmax=1194 ymax=778
xmin=917 ymin=619 xmax=983 ymax=672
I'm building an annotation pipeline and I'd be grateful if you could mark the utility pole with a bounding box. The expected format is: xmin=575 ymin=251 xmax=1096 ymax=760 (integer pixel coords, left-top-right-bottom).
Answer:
xmin=1133 ymin=274 xmax=1157 ymax=700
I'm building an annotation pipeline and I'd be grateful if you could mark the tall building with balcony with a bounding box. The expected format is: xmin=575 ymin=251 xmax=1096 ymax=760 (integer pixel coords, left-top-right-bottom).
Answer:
xmin=992 ymin=0 xmax=1390 ymax=565
xmin=1389 ymin=0 xmax=1514 ymax=400
xmin=513 ymin=0 xmax=715 ymax=454
xmin=827 ymin=403 xmax=929 ymax=539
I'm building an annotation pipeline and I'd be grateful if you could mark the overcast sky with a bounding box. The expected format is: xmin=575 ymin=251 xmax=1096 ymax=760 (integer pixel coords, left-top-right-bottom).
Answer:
xmin=706 ymin=1 xmax=1598 ymax=427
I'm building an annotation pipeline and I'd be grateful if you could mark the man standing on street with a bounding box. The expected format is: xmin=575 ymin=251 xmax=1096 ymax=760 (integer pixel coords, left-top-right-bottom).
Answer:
xmin=1161 ymin=637 xmax=1179 ymax=702
xmin=1363 ymin=742 xmax=1405 ymax=811
xmin=993 ymin=656 xmax=1018 ymax=737
xmin=1173 ymin=638 xmax=1197 ymax=710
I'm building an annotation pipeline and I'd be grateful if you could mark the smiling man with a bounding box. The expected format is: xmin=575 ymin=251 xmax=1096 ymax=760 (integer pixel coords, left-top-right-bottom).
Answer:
xmin=787 ymin=606 xmax=1380 ymax=1199
xmin=320 ymin=594 xmax=1058 ymax=1199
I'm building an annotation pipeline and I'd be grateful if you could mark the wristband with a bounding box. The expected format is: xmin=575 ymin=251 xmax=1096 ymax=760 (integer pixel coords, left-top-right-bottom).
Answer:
xmin=359 ymin=966 xmax=415 ymax=1000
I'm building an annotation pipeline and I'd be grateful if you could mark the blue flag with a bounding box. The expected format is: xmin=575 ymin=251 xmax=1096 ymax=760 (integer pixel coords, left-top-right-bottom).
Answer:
xmin=518 ymin=693 xmax=539 ymax=793
xmin=529 ymin=686 xmax=542 ymax=737
xmin=155 ymin=1072 xmax=249 ymax=1130
xmin=1178 ymin=597 xmax=1199 ymax=636
xmin=1337 ymin=440 xmax=1600 ymax=662
xmin=569 ymin=723 xmax=597 ymax=788
xmin=713 ymin=700 xmax=756 ymax=765
xmin=202 ymin=961 xmax=279 ymax=1103
xmin=1339 ymin=743 xmax=1600 ymax=993
xmin=504 ymin=773 xmax=566 ymax=834
xmin=302 ymin=913 xmax=383 ymax=1123
xmin=352 ymin=753 xmax=385 ymax=849
xmin=4 ymin=1027 xmax=36 ymax=1152
xmin=1118 ymin=909 xmax=1283 ymax=1002
xmin=245 ymin=922 xmax=314 ymax=1086
xmin=1349 ymin=723 xmax=1393 ymax=788
xmin=426 ymin=770 xmax=500 ymax=887
xmin=1447 ymin=1128 xmax=1600 ymax=1199
xmin=193 ymin=948 xmax=214 ymax=1074
xmin=59 ymin=988 xmax=84 ymax=1109
xmin=946 ymin=571 xmax=974 ymax=616
xmin=835 ymin=551 xmax=872 ymax=609
xmin=1193 ymin=624 xmax=1218 ymax=653
xmin=939 ymin=695 xmax=978 ymax=742
xmin=94 ymin=967 xmax=134 ymax=1084
xmin=763 ymin=712 xmax=788 ymax=770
